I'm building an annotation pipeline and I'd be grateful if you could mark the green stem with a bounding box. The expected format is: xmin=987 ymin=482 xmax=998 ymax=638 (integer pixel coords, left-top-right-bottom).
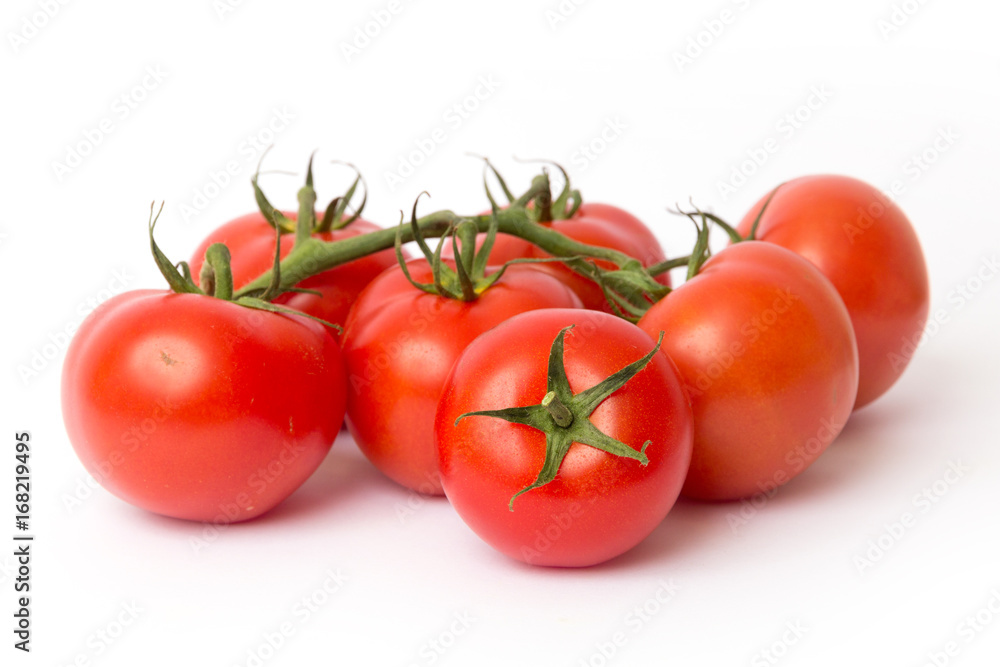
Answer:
xmin=233 ymin=207 xmax=643 ymax=299
xmin=541 ymin=391 xmax=573 ymax=428
xmin=698 ymin=212 xmax=744 ymax=244
xmin=532 ymin=172 xmax=553 ymax=222
xmin=202 ymin=243 xmax=234 ymax=300
xmin=647 ymin=255 xmax=692 ymax=277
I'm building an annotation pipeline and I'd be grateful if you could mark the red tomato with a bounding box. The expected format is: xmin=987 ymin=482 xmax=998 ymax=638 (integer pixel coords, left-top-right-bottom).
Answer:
xmin=638 ymin=242 xmax=858 ymax=501
xmin=61 ymin=290 xmax=346 ymax=522
xmin=435 ymin=309 xmax=693 ymax=567
xmin=189 ymin=211 xmax=402 ymax=327
xmin=443 ymin=203 xmax=670 ymax=311
xmin=341 ymin=260 xmax=582 ymax=495
xmin=736 ymin=175 xmax=929 ymax=408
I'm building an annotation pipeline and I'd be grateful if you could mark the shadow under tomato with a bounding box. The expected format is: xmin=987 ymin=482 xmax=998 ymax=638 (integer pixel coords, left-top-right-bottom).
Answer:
xmin=587 ymin=499 xmax=733 ymax=573
xmin=252 ymin=435 xmax=389 ymax=525
xmin=595 ymin=402 xmax=922 ymax=572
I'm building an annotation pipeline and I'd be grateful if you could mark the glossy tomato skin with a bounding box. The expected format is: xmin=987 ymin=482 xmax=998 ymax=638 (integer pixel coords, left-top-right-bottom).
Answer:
xmin=443 ymin=203 xmax=670 ymax=311
xmin=341 ymin=260 xmax=582 ymax=495
xmin=737 ymin=175 xmax=929 ymax=408
xmin=435 ymin=309 xmax=693 ymax=567
xmin=189 ymin=212 xmax=402 ymax=327
xmin=61 ymin=290 xmax=346 ymax=522
xmin=638 ymin=242 xmax=858 ymax=501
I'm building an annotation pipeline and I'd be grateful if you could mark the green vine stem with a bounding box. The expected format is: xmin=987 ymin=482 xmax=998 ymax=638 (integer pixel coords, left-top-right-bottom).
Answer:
xmin=232 ymin=205 xmax=669 ymax=312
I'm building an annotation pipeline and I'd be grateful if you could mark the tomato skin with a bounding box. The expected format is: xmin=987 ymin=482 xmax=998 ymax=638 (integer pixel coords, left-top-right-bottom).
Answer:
xmin=736 ymin=175 xmax=929 ymax=408
xmin=443 ymin=203 xmax=670 ymax=311
xmin=61 ymin=290 xmax=346 ymax=522
xmin=435 ymin=309 xmax=693 ymax=567
xmin=638 ymin=242 xmax=858 ymax=501
xmin=341 ymin=260 xmax=582 ymax=495
xmin=189 ymin=212 xmax=402 ymax=327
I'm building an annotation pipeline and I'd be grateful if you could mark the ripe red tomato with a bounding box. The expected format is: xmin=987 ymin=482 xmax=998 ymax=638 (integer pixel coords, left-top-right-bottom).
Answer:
xmin=341 ymin=260 xmax=582 ymax=495
xmin=444 ymin=203 xmax=670 ymax=311
xmin=638 ymin=242 xmax=858 ymax=501
xmin=189 ymin=211 xmax=402 ymax=327
xmin=61 ymin=290 xmax=346 ymax=522
xmin=435 ymin=309 xmax=693 ymax=567
xmin=736 ymin=175 xmax=929 ymax=408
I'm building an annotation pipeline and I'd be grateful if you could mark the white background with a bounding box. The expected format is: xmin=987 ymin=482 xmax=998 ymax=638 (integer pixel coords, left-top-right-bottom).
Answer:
xmin=2 ymin=0 xmax=999 ymax=665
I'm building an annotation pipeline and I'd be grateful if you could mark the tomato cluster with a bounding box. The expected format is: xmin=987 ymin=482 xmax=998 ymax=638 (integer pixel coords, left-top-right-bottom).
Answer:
xmin=61 ymin=162 xmax=928 ymax=567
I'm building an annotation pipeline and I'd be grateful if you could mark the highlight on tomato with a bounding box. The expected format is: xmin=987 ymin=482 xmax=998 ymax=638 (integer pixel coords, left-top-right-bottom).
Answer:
xmin=61 ymin=207 xmax=347 ymax=523
xmin=638 ymin=230 xmax=859 ymax=502
xmin=733 ymin=175 xmax=929 ymax=409
xmin=436 ymin=309 xmax=693 ymax=567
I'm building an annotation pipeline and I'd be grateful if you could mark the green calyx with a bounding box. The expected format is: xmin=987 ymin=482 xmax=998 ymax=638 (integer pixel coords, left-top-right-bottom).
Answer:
xmin=476 ymin=157 xmax=673 ymax=319
xmin=481 ymin=157 xmax=582 ymax=223
xmin=252 ymin=152 xmax=369 ymax=241
xmin=455 ymin=325 xmax=665 ymax=510
xmin=660 ymin=183 xmax=785 ymax=278
xmin=146 ymin=202 xmax=341 ymax=332
xmin=394 ymin=194 xmax=565 ymax=302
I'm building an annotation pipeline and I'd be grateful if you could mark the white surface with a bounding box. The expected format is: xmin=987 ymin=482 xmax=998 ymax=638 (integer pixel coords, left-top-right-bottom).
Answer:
xmin=2 ymin=0 xmax=999 ymax=665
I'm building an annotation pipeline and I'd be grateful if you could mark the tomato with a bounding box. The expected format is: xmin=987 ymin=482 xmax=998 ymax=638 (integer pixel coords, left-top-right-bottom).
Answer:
xmin=444 ymin=203 xmax=670 ymax=311
xmin=189 ymin=211 xmax=402 ymax=327
xmin=341 ymin=259 xmax=582 ymax=495
xmin=61 ymin=290 xmax=346 ymax=522
xmin=435 ymin=309 xmax=693 ymax=567
xmin=638 ymin=242 xmax=858 ymax=501
xmin=735 ymin=176 xmax=929 ymax=409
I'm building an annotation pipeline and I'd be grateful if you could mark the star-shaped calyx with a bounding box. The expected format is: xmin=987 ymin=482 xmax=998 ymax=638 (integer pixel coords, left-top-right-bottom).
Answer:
xmin=455 ymin=325 xmax=665 ymax=510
